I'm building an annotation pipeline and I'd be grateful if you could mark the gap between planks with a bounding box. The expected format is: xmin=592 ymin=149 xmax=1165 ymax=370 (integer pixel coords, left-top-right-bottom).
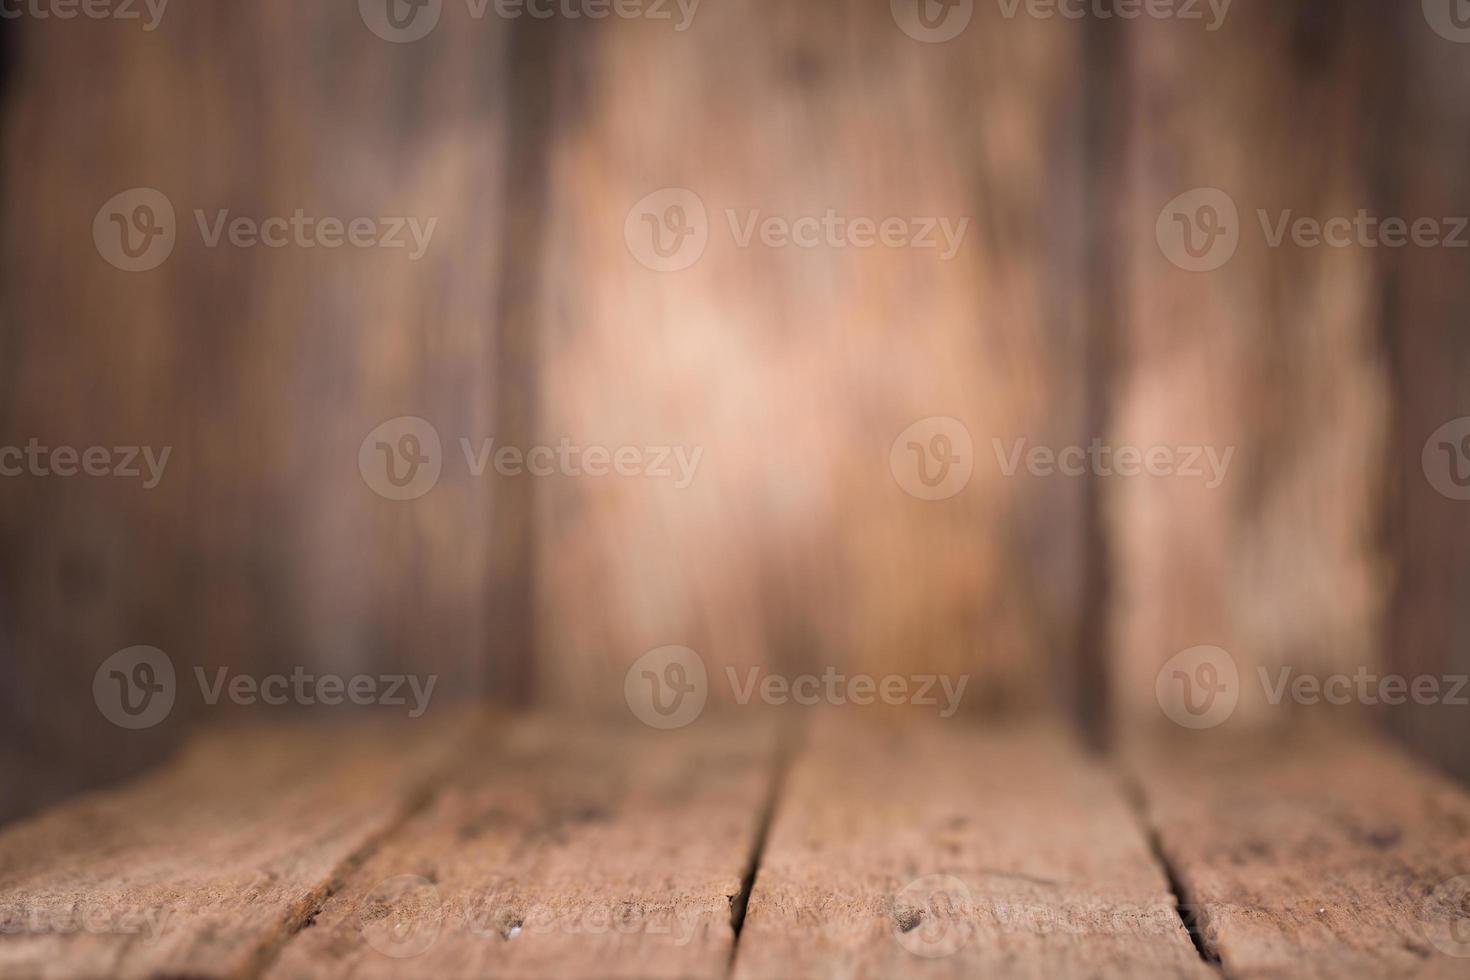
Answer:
xmin=7 ymin=715 xmax=1468 ymax=979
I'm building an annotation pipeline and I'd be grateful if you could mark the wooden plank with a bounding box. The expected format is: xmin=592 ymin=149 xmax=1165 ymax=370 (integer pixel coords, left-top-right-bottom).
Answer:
xmin=732 ymin=717 xmax=1212 ymax=979
xmin=1130 ymin=724 xmax=1470 ymax=978
xmin=534 ymin=0 xmax=1093 ymax=717
xmin=0 ymin=716 xmax=471 ymax=979
xmin=0 ymin=0 xmax=520 ymax=823
xmin=1111 ymin=0 xmax=1394 ymax=730
xmin=266 ymin=717 xmax=777 ymax=979
xmin=1382 ymin=2 xmax=1470 ymax=784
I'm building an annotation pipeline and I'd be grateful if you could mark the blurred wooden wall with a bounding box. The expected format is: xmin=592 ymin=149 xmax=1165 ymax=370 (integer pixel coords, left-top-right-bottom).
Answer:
xmin=0 ymin=3 xmax=519 ymax=820
xmin=1111 ymin=1 xmax=1396 ymax=731
xmin=533 ymin=2 xmax=1094 ymax=718
xmin=2 ymin=0 xmax=1468 ymax=822
xmin=1383 ymin=5 xmax=1470 ymax=783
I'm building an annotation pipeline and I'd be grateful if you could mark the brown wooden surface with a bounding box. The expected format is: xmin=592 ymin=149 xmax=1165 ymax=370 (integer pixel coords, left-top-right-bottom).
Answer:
xmin=1130 ymin=724 xmax=1470 ymax=978
xmin=0 ymin=716 xmax=472 ymax=979
xmin=1110 ymin=0 xmax=1395 ymax=731
xmin=534 ymin=0 xmax=1093 ymax=717
xmin=0 ymin=0 xmax=517 ymax=823
xmin=7 ymin=714 xmax=1470 ymax=977
xmin=3 ymin=0 xmax=1467 ymax=827
xmin=1382 ymin=3 xmax=1470 ymax=784
xmin=732 ymin=717 xmax=1210 ymax=979
xmin=267 ymin=716 xmax=778 ymax=980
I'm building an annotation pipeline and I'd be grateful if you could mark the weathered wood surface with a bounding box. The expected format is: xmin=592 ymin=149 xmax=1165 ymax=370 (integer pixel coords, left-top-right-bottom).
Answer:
xmin=1131 ymin=724 xmax=1470 ymax=978
xmin=1110 ymin=0 xmax=1395 ymax=730
xmin=0 ymin=0 xmax=516 ymax=823
xmin=8 ymin=713 xmax=1470 ymax=979
xmin=1382 ymin=3 xmax=1470 ymax=784
xmin=732 ymin=716 xmax=1211 ymax=979
xmin=535 ymin=0 xmax=1093 ymax=716
xmin=0 ymin=717 xmax=472 ymax=979
xmin=267 ymin=717 xmax=778 ymax=979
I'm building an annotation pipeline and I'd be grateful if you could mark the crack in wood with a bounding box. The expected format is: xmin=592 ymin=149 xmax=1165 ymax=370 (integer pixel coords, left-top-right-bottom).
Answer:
xmin=725 ymin=724 xmax=796 ymax=977
xmin=1121 ymin=772 xmax=1226 ymax=975
xmin=235 ymin=725 xmax=484 ymax=979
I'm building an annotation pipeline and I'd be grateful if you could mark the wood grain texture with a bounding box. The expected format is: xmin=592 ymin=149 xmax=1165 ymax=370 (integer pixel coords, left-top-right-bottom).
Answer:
xmin=0 ymin=0 xmax=517 ymax=821
xmin=534 ymin=0 xmax=1092 ymax=716
xmin=732 ymin=716 xmax=1212 ymax=979
xmin=1111 ymin=1 xmax=1394 ymax=730
xmin=1130 ymin=724 xmax=1470 ymax=978
xmin=267 ymin=716 xmax=778 ymax=979
xmin=1381 ymin=4 xmax=1470 ymax=783
xmin=0 ymin=716 xmax=471 ymax=979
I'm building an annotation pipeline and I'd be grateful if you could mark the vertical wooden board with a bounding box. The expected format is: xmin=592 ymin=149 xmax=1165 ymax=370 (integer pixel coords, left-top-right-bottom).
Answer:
xmin=1129 ymin=726 xmax=1470 ymax=978
xmin=0 ymin=0 xmax=517 ymax=819
xmin=1111 ymin=2 xmax=1394 ymax=730
xmin=533 ymin=1 xmax=1091 ymax=714
xmin=266 ymin=717 xmax=777 ymax=979
xmin=732 ymin=717 xmax=1212 ymax=979
xmin=0 ymin=717 xmax=469 ymax=979
xmin=1382 ymin=7 xmax=1470 ymax=783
